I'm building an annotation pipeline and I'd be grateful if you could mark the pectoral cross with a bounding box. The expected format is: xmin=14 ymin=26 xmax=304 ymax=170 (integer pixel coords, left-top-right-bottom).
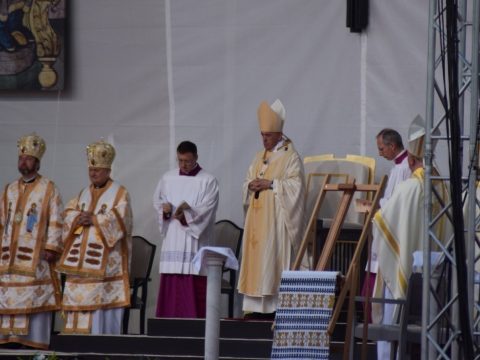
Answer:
xmin=74 ymin=203 xmax=86 ymax=235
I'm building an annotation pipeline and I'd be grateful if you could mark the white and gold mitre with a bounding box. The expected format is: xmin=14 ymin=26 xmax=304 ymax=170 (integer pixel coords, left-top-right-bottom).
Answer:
xmin=408 ymin=114 xmax=440 ymax=158
xmin=17 ymin=133 xmax=46 ymax=160
xmin=86 ymin=140 xmax=116 ymax=169
xmin=407 ymin=114 xmax=425 ymax=158
xmin=258 ymin=99 xmax=285 ymax=132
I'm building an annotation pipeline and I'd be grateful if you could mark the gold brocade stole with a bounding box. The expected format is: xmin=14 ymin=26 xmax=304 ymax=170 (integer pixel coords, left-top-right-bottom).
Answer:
xmin=8 ymin=179 xmax=38 ymax=271
xmin=252 ymin=151 xmax=272 ymax=209
xmin=57 ymin=180 xmax=115 ymax=278
xmin=252 ymin=142 xmax=290 ymax=208
xmin=239 ymin=144 xmax=292 ymax=295
xmin=0 ymin=177 xmax=53 ymax=277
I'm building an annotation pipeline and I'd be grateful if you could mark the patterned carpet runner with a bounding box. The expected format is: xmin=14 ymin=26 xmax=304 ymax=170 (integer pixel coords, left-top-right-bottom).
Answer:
xmin=271 ymin=271 xmax=339 ymax=359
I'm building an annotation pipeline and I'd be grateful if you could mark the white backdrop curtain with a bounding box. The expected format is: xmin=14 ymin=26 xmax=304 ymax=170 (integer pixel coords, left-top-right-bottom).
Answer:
xmin=0 ymin=0 xmax=430 ymax=321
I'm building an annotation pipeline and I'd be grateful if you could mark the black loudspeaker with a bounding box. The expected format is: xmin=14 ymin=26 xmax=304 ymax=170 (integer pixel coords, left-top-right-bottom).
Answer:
xmin=346 ymin=0 xmax=369 ymax=33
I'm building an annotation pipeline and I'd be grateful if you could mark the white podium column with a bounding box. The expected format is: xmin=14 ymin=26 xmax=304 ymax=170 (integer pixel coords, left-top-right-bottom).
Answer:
xmin=204 ymin=253 xmax=225 ymax=360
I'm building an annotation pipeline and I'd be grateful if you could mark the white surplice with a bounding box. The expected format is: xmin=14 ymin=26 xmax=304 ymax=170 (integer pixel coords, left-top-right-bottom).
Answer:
xmin=153 ymin=169 xmax=219 ymax=275
xmin=379 ymin=150 xmax=411 ymax=208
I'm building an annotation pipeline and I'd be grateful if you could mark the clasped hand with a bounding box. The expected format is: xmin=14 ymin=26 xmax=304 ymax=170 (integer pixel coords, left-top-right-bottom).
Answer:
xmin=163 ymin=202 xmax=190 ymax=222
xmin=77 ymin=211 xmax=93 ymax=226
xmin=163 ymin=202 xmax=173 ymax=217
xmin=248 ymin=178 xmax=272 ymax=192
xmin=43 ymin=249 xmax=58 ymax=262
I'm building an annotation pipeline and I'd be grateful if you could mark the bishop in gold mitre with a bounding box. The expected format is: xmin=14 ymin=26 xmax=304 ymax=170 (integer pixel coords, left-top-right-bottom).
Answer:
xmin=0 ymin=133 xmax=64 ymax=349
xmin=57 ymin=139 xmax=133 ymax=335
xmin=238 ymin=99 xmax=307 ymax=317
xmin=86 ymin=139 xmax=116 ymax=169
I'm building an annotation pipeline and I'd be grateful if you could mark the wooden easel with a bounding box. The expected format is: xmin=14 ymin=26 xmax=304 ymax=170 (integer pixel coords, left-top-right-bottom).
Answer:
xmin=292 ymin=174 xmax=355 ymax=270
xmin=292 ymin=174 xmax=387 ymax=359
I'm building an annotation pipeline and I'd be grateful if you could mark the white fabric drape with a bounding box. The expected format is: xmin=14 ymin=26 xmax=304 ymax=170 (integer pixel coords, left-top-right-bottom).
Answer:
xmin=0 ymin=0 xmax=432 ymax=321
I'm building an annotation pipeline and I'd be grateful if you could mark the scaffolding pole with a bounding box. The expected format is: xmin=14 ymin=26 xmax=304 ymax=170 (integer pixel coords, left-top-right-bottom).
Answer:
xmin=424 ymin=0 xmax=480 ymax=359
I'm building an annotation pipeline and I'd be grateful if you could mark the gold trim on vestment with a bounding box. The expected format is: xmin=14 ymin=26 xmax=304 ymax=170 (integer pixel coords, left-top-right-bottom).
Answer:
xmin=55 ymin=264 xmax=107 ymax=278
xmin=57 ymin=182 xmax=113 ymax=278
xmin=59 ymin=181 xmax=131 ymax=317
xmin=412 ymin=168 xmax=424 ymax=182
xmin=0 ymin=177 xmax=56 ymax=277
xmin=374 ymin=211 xmax=408 ymax=297
xmin=112 ymin=210 xmax=126 ymax=241
xmin=62 ymin=299 xmax=130 ymax=312
xmin=91 ymin=214 xmax=110 ymax=273
xmin=0 ymin=303 xmax=60 ymax=315
xmin=62 ymin=311 xmax=92 ymax=334
xmin=49 ymin=262 xmax=63 ymax=307
xmin=49 ymin=221 xmax=64 ymax=229
xmin=66 ymin=274 xmax=124 ymax=284
xmin=56 ymin=214 xmax=83 ymax=274
xmin=0 ymin=278 xmax=54 ymax=287
xmin=32 ymin=180 xmax=54 ymax=273
xmin=120 ymin=218 xmax=131 ymax=308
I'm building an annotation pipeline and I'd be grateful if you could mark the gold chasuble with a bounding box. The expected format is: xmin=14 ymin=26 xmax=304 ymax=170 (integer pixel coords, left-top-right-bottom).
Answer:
xmin=57 ymin=179 xmax=132 ymax=333
xmin=238 ymin=141 xmax=306 ymax=312
xmin=0 ymin=176 xmax=63 ymax=347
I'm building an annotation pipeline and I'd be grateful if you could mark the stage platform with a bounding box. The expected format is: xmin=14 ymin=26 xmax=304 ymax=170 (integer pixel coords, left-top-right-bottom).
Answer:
xmin=0 ymin=317 xmax=375 ymax=359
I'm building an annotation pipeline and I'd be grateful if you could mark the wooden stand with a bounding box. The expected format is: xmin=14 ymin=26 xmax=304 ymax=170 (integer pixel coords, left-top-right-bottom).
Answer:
xmin=292 ymin=175 xmax=388 ymax=360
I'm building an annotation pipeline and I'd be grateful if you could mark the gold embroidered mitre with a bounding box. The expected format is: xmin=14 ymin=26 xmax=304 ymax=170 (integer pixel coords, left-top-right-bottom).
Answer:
xmin=86 ymin=140 xmax=116 ymax=169
xmin=258 ymin=99 xmax=285 ymax=132
xmin=17 ymin=133 xmax=46 ymax=160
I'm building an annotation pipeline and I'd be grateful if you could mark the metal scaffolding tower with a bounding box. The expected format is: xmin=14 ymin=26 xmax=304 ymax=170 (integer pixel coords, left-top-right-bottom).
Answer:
xmin=424 ymin=0 xmax=480 ymax=359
